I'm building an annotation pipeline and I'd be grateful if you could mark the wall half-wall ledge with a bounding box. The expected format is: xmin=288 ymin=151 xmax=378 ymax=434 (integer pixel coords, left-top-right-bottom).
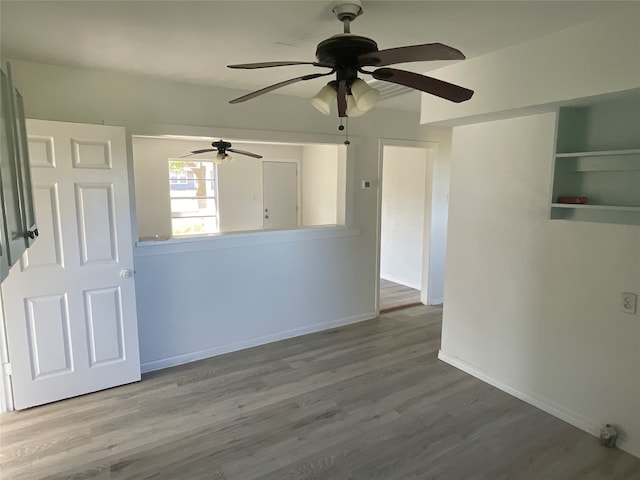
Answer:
xmin=134 ymin=225 xmax=361 ymax=257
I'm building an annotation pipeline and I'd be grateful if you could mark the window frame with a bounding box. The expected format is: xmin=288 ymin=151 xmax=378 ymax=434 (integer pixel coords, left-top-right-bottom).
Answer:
xmin=168 ymin=158 xmax=220 ymax=236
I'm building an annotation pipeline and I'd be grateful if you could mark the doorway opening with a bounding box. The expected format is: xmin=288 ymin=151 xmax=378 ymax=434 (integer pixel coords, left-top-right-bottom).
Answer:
xmin=377 ymin=140 xmax=446 ymax=314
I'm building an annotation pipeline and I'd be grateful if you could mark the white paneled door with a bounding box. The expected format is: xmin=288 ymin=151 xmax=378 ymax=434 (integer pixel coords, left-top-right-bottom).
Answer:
xmin=1 ymin=120 xmax=140 ymax=409
xmin=262 ymin=161 xmax=298 ymax=230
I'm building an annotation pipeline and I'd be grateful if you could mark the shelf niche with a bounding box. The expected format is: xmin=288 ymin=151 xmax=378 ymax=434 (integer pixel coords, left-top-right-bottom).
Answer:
xmin=551 ymin=91 xmax=640 ymax=225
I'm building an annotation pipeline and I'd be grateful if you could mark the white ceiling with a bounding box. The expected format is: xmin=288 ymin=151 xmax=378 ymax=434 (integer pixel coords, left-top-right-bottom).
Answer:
xmin=0 ymin=1 xmax=628 ymax=112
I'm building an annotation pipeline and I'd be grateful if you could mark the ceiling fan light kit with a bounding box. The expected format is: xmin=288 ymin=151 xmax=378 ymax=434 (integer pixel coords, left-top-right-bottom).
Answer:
xmin=346 ymin=95 xmax=365 ymax=117
xmin=311 ymin=82 xmax=338 ymax=115
xmin=350 ymin=78 xmax=379 ymax=112
xmin=228 ymin=0 xmax=474 ymax=126
xmin=215 ymin=152 xmax=232 ymax=164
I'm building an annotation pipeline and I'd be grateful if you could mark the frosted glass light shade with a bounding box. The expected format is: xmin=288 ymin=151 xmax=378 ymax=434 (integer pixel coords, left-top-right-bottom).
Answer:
xmin=311 ymin=83 xmax=337 ymax=115
xmin=214 ymin=152 xmax=225 ymax=164
xmin=225 ymin=154 xmax=234 ymax=163
xmin=350 ymin=79 xmax=379 ymax=112
xmin=346 ymin=95 xmax=365 ymax=117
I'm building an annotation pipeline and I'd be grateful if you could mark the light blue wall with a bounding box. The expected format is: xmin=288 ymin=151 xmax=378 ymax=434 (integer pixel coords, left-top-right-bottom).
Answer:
xmin=8 ymin=60 xmax=453 ymax=375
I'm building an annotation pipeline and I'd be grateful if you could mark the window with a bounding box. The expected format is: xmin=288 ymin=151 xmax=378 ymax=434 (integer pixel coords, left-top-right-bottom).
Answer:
xmin=168 ymin=160 xmax=219 ymax=236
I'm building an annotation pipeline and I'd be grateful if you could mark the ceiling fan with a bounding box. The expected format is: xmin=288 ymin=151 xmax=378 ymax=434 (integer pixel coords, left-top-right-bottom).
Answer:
xmin=228 ymin=0 xmax=474 ymax=118
xmin=181 ymin=140 xmax=263 ymax=164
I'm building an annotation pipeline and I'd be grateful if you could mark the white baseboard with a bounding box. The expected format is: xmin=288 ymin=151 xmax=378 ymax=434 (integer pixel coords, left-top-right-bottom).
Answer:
xmin=141 ymin=312 xmax=378 ymax=374
xmin=429 ymin=296 xmax=444 ymax=305
xmin=380 ymin=274 xmax=421 ymax=291
xmin=438 ymin=350 xmax=640 ymax=459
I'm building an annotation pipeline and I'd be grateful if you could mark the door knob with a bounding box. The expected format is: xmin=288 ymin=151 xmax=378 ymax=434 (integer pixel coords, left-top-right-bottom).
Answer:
xmin=120 ymin=269 xmax=133 ymax=279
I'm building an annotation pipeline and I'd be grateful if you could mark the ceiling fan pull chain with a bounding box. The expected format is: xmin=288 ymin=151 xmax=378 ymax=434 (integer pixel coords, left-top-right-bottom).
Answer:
xmin=337 ymin=117 xmax=351 ymax=145
xmin=344 ymin=117 xmax=351 ymax=146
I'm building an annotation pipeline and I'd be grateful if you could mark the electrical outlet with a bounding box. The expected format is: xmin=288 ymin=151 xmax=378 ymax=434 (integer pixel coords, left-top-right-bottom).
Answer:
xmin=620 ymin=292 xmax=638 ymax=315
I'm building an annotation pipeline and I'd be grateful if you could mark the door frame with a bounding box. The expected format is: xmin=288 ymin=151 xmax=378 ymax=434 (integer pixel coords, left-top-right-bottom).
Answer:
xmin=375 ymin=138 xmax=439 ymax=313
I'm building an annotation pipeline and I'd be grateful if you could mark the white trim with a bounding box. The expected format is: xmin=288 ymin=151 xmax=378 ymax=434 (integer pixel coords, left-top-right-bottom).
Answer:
xmin=135 ymin=225 xmax=360 ymax=256
xmin=430 ymin=297 xmax=444 ymax=306
xmin=141 ymin=312 xmax=377 ymax=374
xmin=116 ymin=122 xmax=362 ymax=146
xmin=438 ymin=350 xmax=640 ymax=458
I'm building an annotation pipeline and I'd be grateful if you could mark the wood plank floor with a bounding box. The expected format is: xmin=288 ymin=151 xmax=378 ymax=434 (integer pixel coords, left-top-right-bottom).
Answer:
xmin=379 ymin=279 xmax=422 ymax=312
xmin=1 ymin=305 xmax=639 ymax=480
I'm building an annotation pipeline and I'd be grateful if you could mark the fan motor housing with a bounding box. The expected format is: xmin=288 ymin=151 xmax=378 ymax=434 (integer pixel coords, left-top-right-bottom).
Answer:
xmin=212 ymin=140 xmax=232 ymax=150
xmin=316 ymin=34 xmax=378 ymax=67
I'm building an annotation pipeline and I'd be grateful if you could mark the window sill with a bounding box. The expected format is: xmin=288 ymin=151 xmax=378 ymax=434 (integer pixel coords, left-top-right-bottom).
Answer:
xmin=134 ymin=225 xmax=360 ymax=257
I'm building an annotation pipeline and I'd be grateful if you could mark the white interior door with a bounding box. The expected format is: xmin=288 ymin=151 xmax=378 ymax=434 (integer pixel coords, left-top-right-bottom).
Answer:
xmin=1 ymin=120 xmax=141 ymax=410
xmin=262 ymin=161 xmax=298 ymax=230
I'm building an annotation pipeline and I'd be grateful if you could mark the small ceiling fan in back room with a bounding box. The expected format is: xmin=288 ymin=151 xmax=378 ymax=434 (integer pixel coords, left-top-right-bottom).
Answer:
xmin=181 ymin=140 xmax=263 ymax=164
xmin=227 ymin=0 xmax=474 ymax=125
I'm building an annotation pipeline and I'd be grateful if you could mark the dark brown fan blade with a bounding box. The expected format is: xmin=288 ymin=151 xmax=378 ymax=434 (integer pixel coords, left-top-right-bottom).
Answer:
xmin=358 ymin=43 xmax=465 ymax=67
xmin=228 ymin=61 xmax=332 ymax=69
xmin=371 ymin=68 xmax=474 ymax=103
xmin=180 ymin=148 xmax=216 ymax=158
xmin=337 ymin=80 xmax=347 ymax=118
xmin=227 ymin=148 xmax=263 ymax=159
xmin=229 ymin=71 xmax=334 ymax=104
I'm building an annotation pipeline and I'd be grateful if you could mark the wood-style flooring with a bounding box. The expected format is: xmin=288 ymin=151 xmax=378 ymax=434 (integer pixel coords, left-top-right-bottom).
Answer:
xmin=379 ymin=278 xmax=422 ymax=312
xmin=1 ymin=305 xmax=639 ymax=480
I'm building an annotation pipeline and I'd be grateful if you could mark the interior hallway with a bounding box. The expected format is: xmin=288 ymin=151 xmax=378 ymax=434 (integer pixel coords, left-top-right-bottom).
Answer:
xmin=379 ymin=278 xmax=422 ymax=312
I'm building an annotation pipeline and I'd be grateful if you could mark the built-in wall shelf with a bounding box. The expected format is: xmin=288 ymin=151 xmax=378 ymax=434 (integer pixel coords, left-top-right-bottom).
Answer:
xmin=555 ymin=148 xmax=640 ymax=158
xmin=551 ymin=203 xmax=640 ymax=212
xmin=550 ymin=94 xmax=640 ymax=225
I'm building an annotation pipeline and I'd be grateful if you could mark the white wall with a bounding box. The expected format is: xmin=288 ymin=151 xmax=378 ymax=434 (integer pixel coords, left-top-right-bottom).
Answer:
xmin=7 ymin=60 xmax=454 ymax=375
xmin=336 ymin=147 xmax=347 ymax=225
xmin=420 ymin=6 xmax=640 ymax=125
xmin=216 ymin=154 xmax=263 ymax=233
xmin=441 ymin=112 xmax=640 ymax=457
xmin=380 ymin=146 xmax=427 ymax=290
xmin=427 ymin=156 xmax=450 ymax=304
xmin=301 ymin=144 xmax=341 ymax=226
xmin=423 ymin=6 xmax=640 ymax=457
xmin=133 ymin=136 xmax=192 ymax=239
